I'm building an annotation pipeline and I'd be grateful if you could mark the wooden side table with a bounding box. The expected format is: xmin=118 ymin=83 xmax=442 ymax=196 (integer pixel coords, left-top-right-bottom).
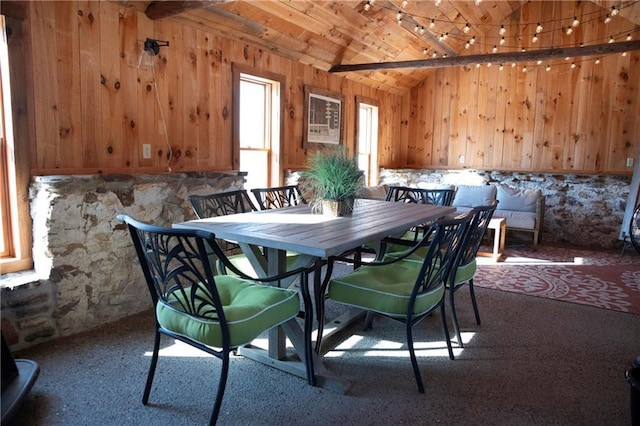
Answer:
xmin=478 ymin=217 xmax=506 ymax=261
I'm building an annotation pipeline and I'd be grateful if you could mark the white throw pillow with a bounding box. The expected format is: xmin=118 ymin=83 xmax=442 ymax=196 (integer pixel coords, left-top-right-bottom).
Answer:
xmin=496 ymin=185 xmax=541 ymax=212
xmin=452 ymin=185 xmax=497 ymax=207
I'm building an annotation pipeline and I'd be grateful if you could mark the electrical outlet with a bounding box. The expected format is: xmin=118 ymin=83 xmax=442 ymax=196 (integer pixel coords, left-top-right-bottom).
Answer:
xmin=142 ymin=144 xmax=151 ymax=159
xmin=459 ymin=155 xmax=465 ymax=164
xmin=627 ymin=157 xmax=634 ymax=167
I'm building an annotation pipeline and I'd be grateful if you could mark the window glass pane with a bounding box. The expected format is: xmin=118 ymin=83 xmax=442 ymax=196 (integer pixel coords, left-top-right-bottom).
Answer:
xmin=239 ymin=80 xmax=267 ymax=149
xmin=240 ymin=149 xmax=269 ymax=189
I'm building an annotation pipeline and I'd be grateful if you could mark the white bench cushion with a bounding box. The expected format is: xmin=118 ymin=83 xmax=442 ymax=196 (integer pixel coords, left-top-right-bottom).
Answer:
xmin=493 ymin=210 xmax=537 ymax=229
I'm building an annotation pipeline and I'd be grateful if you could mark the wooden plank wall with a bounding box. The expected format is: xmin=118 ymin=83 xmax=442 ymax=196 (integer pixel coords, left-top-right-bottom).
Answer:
xmin=15 ymin=1 xmax=402 ymax=176
xmin=406 ymin=3 xmax=640 ymax=174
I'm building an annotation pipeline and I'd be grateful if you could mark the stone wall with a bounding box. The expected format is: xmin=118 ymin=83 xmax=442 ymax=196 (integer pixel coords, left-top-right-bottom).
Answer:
xmin=1 ymin=172 xmax=246 ymax=351
xmin=378 ymin=168 xmax=632 ymax=249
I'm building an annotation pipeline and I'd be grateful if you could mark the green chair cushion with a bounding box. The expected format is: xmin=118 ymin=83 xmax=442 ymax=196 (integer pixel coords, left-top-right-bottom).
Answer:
xmin=451 ymin=259 xmax=476 ymax=287
xmin=329 ymin=261 xmax=445 ymax=318
xmin=156 ymin=276 xmax=300 ymax=348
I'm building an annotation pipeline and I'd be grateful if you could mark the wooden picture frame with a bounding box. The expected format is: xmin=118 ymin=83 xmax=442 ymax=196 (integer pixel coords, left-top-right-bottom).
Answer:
xmin=303 ymin=85 xmax=344 ymax=148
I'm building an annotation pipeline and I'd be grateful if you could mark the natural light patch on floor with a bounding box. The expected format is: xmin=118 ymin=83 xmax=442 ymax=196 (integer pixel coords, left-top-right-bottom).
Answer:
xmin=476 ymin=254 xmax=586 ymax=266
xmin=325 ymin=332 xmax=475 ymax=358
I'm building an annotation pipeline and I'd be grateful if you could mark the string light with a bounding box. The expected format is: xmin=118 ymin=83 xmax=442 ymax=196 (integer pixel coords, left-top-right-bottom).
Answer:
xmin=522 ymin=65 xmax=527 ymax=72
xmin=566 ymin=26 xmax=573 ymax=35
xmin=435 ymin=0 xmax=441 ymax=7
xmin=432 ymin=51 xmax=438 ymax=58
xmin=414 ymin=24 xmax=420 ymax=32
xmin=511 ymin=62 xmax=516 ymax=68
xmin=627 ymin=34 xmax=632 ymax=41
xmin=595 ymin=58 xmax=601 ymax=64
xmin=546 ymin=64 xmax=551 ymax=71
xmin=475 ymin=0 xmax=482 ymax=5
xmin=364 ymin=1 xmax=371 ymax=11
xmin=402 ymin=0 xmax=408 ymax=8
xmin=429 ymin=19 xmax=435 ymax=29
xmin=532 ymin=34 xmax=539 ymax=43
xmin=469 ymin=36 xmax=476 ymax=45
xmin=420 ymin=26 xmax=425 ymax=35
xmin=492 ymin=45 xmax=498 ymax=53
xmin=500 ymin=36 xmax=506 ymax=46
xmin=499 ymin=64 xmax=504 ymax=70
xmin=611 ymin=5 xmax=618 ymax=16
xmin=464 ymin=23 xmax=471 ymax=34
xmin=571 ymin=62 xmax=576 ymax=68
xmin=604 ymin=14 xmax=611 ymax=24
xmin=476 ymin=63 xmax=481 ymax=68
xmin=536 ymin=23 xmax=543 ymax=33
xmin=423 ymin=47 xmax=428 ymax=55
xmin=536 ymin=59 xmax=542 ymax=65
xmin=609 ymin=36 xmax=614 ymax=43
xmin=499 ymin=25 xmax=506 ymax=36
xmin=487 ymin=62 xmax=492 ymax=67
xmin=465 ymin=41 xmax=471 ymax=49
xmin=572 ymin=16 xmax=580 ymax=27
xmin=396 ymin=11 xmax=402 ymax=21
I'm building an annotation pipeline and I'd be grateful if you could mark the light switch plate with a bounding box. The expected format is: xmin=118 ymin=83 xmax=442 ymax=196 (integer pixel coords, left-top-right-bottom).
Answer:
xmin=142 ymin=144 xmax=151 ymax=159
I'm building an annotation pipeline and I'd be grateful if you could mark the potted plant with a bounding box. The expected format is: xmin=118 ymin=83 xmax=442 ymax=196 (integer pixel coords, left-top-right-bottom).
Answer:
xmin=302 ymin=147 xmax=364 ymax=217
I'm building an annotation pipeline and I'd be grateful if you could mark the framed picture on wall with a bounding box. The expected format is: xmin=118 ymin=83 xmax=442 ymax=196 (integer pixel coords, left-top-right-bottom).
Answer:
xmin=303 ymin=85 xmax=344 ymax=148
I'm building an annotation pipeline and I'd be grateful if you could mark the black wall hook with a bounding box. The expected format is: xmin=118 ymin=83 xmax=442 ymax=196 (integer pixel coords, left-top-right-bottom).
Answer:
xmin=143 ymin=38 xmax=170 ymax=56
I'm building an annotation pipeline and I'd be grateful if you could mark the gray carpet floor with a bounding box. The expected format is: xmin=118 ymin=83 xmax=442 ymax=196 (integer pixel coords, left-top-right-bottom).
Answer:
xmin=8 ymin=255 xmax=640 ymax=425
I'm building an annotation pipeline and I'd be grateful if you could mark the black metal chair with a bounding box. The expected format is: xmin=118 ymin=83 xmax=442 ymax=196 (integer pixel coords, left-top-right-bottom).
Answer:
xmin=385 ymin=186 xmax=455 ymax=206
xmin=187 ymin=190 xmax=257 ymax=219
xmin=447 ymin=201 xmax=497 ymax=347
xmin=118 ymin=214 xmax=312 ymax=425
xmin=187 ymin=190 xmax=259 ymax=274
xmin=318 ymin=213 xmax=472 ymax=393
xmin=251 ymin=185 xmax=306 ymax=210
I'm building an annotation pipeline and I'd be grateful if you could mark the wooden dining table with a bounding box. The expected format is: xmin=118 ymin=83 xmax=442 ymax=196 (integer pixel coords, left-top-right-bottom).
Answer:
xmin=174 ymin=198 xmax=454 ymax=393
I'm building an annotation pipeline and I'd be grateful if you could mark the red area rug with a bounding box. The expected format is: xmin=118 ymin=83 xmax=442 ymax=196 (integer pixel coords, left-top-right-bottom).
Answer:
xmin=474 ymin=245 xmax=640 ymax=315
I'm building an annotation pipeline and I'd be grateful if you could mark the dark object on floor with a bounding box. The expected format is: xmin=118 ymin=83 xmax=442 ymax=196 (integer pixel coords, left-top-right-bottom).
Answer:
xmin=1 ymin=332 xmax=40 ymax=424
xmin=627 ymin=364 xmax=640 ymax=426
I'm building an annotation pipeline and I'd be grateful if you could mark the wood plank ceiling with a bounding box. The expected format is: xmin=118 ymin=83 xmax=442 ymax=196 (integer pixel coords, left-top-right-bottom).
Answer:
xmin=119 ymin=1 xmax=640 ymax=95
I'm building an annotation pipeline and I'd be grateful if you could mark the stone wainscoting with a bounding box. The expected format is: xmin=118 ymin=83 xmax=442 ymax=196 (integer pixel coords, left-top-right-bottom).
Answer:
xmin=378 ymin=168 xmax=631 ymax=249
xmin=1 ymin=172 xmax=246 ymax=351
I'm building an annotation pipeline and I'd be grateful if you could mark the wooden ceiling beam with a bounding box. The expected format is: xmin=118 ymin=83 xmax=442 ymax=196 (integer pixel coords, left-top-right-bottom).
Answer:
xmin=330 ymin=40 xmax=640 ymax=72
xmin=144 ymin=1 xmax=233 ymax=20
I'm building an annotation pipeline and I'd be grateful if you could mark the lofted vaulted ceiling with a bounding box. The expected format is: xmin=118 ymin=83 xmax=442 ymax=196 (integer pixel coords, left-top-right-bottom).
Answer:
xmin=120 ymin=1 xmax=640 ymax=94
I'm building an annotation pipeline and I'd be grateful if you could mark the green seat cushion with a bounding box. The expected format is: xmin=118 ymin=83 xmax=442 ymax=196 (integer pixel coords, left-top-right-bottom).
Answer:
xmin=156 ymin=276 xmax=300 ymax=348
xmin=384 ymin=252 xmax=477 ymax=289
xmin=329 ymin=261 xmax=445 ymax=318
xmin=451 ymin=259 xmax=476 ymax=287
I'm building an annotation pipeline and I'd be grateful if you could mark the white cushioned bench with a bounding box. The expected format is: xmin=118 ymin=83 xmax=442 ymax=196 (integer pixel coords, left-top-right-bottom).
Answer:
xmin=452 ymin=184 xmax=545 ymax=248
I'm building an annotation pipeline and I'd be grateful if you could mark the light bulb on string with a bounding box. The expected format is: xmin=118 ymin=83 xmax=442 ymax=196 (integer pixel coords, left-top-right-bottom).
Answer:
xmin=432 ymin=51 xmax=438 ymax=58
xmin=604 ymin=14 xmax=611 ymax=24
xmin=487 ymin=62 xmax=492 ymax=67
xmin=566 ymin=26 xmax=573 ymax=35
xmin=609 ymin=36 xmax=614 ymax=43
xmin=511 ymin=62 xmax=516 ymax=67
xmin=465 ymin=41 xmax=471 ymax=49
xmin=476 ymin=63 xmax=481 ymax=68
xmin=429 ymin=19 xmax=435 ymax=29
xmin=532 ymin=34 xmax=538 ymax=43
xmin=536 ymin=23 xmax=543 ymax=33
xmin=627 ymin=34 xmax=632 ymax=41
xmin=499 ymin=64 xmax=504 ymax=70
xmin=546 ymin=65 xmax=551 ymax=71
xmin=396 ymin=11 xmax=402 ymax=21
xmin=492 ymin=45 xmax=498 ymax=53
xmin=402 ymin=0 xmax=408 ymax=8
xmin=499 ymin=25 xmax=506 ymax=36
xmin=364 ymin=1 xmax=371 ymax=11
xmin=435 ymin=0 xmax=442 ymax=7
xmin=595 ymin=58 xmax=601 ymax=64
xmin=469 ymin=36 xmax=475 ymax=45
xmin=420 ymin=27 xmax=425 ymax=35
xmin=423 ymin=47 xmax=428 ymax=55
xmin=464 ymin=23 xmax=470 ymax=34
xmin=611 ymin=6 xmax=618 ymax=16
xmin=572 ymin=17 xmax=580 ymax=27
xmin=500 ymin=36 xmax=505 ymax=45
xmin=571 ymin=62 xmax=576 ymax=69
xmin=536 ymin=59 xmax=542 ymax=65
xmin=414 ymin=24 xmax=420 ymax=33
xmin=522 ymin=65 xmax=527 ymax=72
xmin=474 ymin=0 xmax=482 ymax=5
